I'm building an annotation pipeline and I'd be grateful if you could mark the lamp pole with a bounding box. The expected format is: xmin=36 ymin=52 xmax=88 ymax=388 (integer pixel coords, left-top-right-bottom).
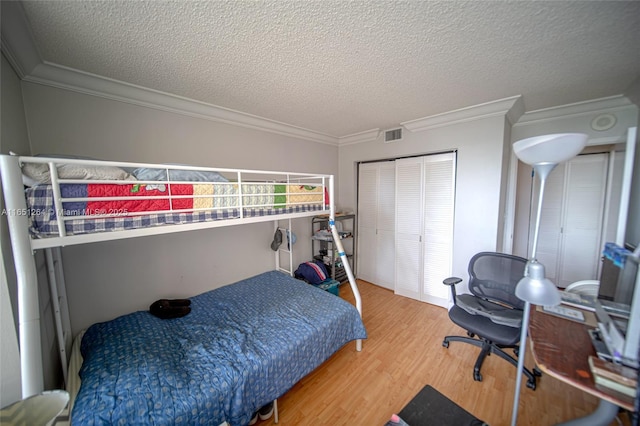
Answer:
xmin=511 ymin=162 xmax=557 ymax=426
xmin=510 ymin=133 xmax=587 ymax=426
xmin=511 ymin=300 xmax=532 ymax=426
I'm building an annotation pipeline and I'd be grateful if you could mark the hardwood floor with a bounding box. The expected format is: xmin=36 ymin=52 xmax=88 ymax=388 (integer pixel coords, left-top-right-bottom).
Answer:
xmin=259 ymin=280 xmax=631 ymax=426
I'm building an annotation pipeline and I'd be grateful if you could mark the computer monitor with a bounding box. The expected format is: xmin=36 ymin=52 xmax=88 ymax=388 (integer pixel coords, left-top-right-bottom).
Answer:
xmin=596 ymin=255 xmax=640 ymax=368
xmin=614 ymin=254 xmax=640 ymax=305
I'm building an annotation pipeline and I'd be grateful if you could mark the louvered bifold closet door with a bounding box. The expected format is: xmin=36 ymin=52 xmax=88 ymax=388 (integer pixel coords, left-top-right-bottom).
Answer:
xmin=357 ymin=163 xmax=379 ymax=284
xmin=559 ymin=154 xmax=607 ymax=287
xmin=529 ymin=162 xmax=566 ymax=284
xmin=528 ymin=153 xmax=608 ymax=288
xmin=357 ymin=161 xmax=396 ymax=289
xmin=394 ymin=157 xmax=424 ymax=300
xmin=422 ymin=153 xmax=455 ymax=307
xmin=375 ymin=162 xmax=397 ymax=289
xmin=395 ymin=153 xmax=456 ymax=305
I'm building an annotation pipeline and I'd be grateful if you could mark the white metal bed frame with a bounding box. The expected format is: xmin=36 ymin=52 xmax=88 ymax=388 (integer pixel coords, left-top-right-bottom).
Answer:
xmin=0 ymin=154 xmax=362 ymax=399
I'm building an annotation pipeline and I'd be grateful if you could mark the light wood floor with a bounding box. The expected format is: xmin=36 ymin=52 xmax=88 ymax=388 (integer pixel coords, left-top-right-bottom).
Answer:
xmin=260 ymin=280 xmax=631 ymax=426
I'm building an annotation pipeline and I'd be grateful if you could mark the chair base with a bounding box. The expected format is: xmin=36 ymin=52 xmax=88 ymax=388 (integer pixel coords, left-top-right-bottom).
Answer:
xmin=443 ymin=335 xmax=537 ymax=390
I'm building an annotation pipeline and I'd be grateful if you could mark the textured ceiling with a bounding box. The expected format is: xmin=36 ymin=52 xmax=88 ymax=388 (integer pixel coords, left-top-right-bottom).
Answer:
xmin=18 ymin=0 xmax=640 ymax=137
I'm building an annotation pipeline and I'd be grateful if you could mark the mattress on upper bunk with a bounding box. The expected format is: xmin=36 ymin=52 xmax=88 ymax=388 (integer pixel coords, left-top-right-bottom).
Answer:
xmin=71 ymin=271 xmax=367 ymax=426
xmin=26 ymin=182 xmax=327 ymax=236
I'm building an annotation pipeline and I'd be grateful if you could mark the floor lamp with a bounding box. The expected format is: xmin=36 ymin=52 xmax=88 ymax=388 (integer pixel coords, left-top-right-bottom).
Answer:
xmin=510 ymin=133 xmax=589 ymax=426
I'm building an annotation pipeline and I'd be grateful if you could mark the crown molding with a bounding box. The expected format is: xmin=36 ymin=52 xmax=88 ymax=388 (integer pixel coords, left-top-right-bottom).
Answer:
xmin=1 ymin=2 xmax=339 ymax=146
xmin=514 ymin=95 xmax=636 ymax=126
xmin=505 ymin=95 xmax=525 ymax=126
xmin=401 ymin=95 xmax=524 ymax=132
xmin=587 ymin=135 xmax=628 ymax=146
xmin=0 ymin=1 xmax=42 ymax=78
xmin=25 ymin=62 xmax=339 ymax=145
xmin=338 ymin=129 xmax=381 ymax=146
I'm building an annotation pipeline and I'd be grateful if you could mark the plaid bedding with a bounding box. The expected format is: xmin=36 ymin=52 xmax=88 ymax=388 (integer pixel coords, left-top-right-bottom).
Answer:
xmin=26 ymin=183 xmax=326 ymax=236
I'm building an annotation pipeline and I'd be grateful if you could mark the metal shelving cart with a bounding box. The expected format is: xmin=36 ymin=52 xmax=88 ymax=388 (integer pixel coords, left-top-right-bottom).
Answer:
xmin=311 ymin=214 xmax=356 ymax=283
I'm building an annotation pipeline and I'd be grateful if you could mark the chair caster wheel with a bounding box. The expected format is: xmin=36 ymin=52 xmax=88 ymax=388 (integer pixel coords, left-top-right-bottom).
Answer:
xmin=533 ymin=367 xmax=542 ymax=377
xmin=526 ymin=380 xmax=536 ymax=390
xmin=442 ymin=340 xmax=449 ymax=348
xmin=473 ymin=371 xmax=482 ymax=382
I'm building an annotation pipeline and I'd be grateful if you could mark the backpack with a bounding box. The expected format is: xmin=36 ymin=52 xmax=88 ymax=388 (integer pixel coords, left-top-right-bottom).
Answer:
xmin=294 ymin=261 xmax=329 ymax=284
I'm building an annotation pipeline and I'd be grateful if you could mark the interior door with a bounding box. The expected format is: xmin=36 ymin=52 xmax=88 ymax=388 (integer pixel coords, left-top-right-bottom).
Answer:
xmin=375 ymin=162 xmax=396 ymax=289
xmin=422 ymin=153 xmax=455 ymax=307
xmin=394 ymin=152 xmax=455 ymax=305
xmin=530 ymin=153 xmax=608 ymax=287
xmin=356 ymin=161 xmax=396 ymax=289
xmin=394 ymin=157 xmax=423 ymax=300
xmin=557 ymin=154 xmax=607 ymax=286
xmin=531 ymin=162 xmax=566 ymax=283
xmin=357 ymin=163 xmax=379 ymax=284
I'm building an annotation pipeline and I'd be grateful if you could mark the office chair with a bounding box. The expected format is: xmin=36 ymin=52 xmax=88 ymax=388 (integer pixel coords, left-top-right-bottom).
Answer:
xmin=442 ymin=252 xmax=539 ymax=389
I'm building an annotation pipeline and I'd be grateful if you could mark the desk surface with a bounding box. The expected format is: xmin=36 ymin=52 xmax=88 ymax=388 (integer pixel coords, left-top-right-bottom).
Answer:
xmin=529 ymin=308 xmax=635 ymax=412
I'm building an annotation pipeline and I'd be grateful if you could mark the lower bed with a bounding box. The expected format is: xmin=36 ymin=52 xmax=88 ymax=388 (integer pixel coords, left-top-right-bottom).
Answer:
xmin=70 ymin=271 xmax=367 ymax=425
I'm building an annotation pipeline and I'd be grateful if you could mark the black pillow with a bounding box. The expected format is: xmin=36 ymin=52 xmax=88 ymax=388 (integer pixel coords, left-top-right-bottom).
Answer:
xmin=149 ymin=299 xmax=191 ymax=319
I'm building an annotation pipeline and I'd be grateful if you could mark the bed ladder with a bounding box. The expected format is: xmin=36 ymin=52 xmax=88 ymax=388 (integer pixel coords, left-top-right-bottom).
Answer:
xmin=45 ymin=247 xmax=73 ymax=387
xmin=274 ymin=218 xmax=294 ymax=276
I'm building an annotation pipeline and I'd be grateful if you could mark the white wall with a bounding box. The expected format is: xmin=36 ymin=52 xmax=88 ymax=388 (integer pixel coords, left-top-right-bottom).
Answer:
xmin=20 ymin=82 xmax=339 ymax=335
xmin=339 ymin=115 xmax=510 ymax=292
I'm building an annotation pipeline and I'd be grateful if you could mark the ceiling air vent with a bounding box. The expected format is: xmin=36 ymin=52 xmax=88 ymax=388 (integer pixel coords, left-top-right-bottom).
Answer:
xmin=384 ymin=128 xmax=403 ymax=143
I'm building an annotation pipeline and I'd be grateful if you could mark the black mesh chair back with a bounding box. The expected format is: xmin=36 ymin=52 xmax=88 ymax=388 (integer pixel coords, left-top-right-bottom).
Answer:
xmin=468 ymin=252 xmax=527 ymax=310
xmin=442 ymin=251 xmax=539 ymax=389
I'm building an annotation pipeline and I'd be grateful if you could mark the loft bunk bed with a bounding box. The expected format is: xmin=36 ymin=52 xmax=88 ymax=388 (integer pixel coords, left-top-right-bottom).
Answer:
xmin=0 ymin=154 xmax=364 ymax=425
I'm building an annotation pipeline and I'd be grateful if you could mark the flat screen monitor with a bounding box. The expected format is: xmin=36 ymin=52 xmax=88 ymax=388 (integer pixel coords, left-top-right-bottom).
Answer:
xmin=596 ymin=255 xmax=640 ymax=368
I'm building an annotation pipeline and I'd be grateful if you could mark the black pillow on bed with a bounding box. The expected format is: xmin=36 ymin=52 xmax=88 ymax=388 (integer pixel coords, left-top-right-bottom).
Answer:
xmin=149 ymin=299 xmax=191 ymax=319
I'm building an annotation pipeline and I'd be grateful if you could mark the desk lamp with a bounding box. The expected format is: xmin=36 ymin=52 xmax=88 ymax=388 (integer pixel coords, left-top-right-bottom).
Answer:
xmin=510 ymin=133 xmax=588 ymax=426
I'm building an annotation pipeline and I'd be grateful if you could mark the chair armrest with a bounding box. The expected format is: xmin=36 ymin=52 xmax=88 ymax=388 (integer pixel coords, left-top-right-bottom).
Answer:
xmin=443 ymin=277 xmax=462 ymax=286
xmin=443 ymin=277 xmax=462 ymax=304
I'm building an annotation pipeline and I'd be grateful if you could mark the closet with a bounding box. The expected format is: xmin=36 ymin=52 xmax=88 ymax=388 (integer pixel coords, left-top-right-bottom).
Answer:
xmin=395 ymin=153 xmax=456 ymax=307
xmin=530 ymin=152 xmax=614 ymax=287
xmin=357 ymin=161 xmax=396 ymax=289
xmin=357 ymin=152 xmax=456 ymax=307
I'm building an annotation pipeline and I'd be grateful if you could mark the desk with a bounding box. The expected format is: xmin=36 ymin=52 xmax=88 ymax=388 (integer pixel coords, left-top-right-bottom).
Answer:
xmin=529 ymin=308 xmax=635 ymax=425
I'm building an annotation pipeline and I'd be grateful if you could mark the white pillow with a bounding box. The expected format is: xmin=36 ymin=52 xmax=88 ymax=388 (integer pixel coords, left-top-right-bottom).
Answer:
xmin=22 ymin=162 xmax=134 ymax=183
xmin=10 ymin=152 xmax=135 ymax=185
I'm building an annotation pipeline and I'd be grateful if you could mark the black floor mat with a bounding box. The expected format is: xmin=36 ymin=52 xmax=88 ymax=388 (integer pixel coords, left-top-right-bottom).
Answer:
xmin=397 ymin=385 xmax=487 ymax=426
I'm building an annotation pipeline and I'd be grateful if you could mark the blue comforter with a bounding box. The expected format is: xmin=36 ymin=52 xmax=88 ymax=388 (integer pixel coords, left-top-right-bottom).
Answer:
xmin=72 ymin=271 xmax=367 ymax=425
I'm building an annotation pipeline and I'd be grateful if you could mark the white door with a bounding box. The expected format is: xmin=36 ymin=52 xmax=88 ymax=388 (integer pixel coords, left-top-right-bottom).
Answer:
xmin=531 ymin=162 xmax=567 ymax=283
xmin=356 ymin=161 xmax=396 ymax=289
xmin=530 ymin=153 xmax=608 ymax=287
xmin=375 ymin=163 xmax=396 ymax=289
xmin=395 ymin=157 xmax=423 ymax=300
xmin=395 ymin=153 xmax=456 ymax=306
xmin=422 ymin=153 xmax=455 ymax=307
xmin=558 ymin=154 xmax=608 ymax=286
xmin=357 ymin=164 xmax=378 ymax=284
